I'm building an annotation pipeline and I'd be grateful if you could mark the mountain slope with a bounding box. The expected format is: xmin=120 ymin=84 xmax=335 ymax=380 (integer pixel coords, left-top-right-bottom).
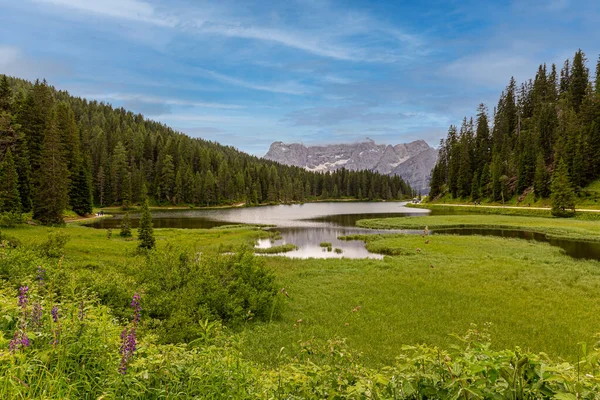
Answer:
xmin=264 ymin=139 xmax=437 ymax=193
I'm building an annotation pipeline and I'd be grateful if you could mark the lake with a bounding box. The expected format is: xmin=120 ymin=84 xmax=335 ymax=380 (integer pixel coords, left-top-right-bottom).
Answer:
xmin=86 ymin=202 xmax=600 ymax=260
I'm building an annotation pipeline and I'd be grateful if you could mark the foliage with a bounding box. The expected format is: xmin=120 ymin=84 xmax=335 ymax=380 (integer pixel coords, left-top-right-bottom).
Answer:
xmin=552 ymin=158 xmax=577 ymax=217
xmin=0 ymin=211 xmax=25 ymax=228
xmin=137 ymin=200 xmax=155 ymax=250
xmin=253 ymin=243 xmax=298 ymax=254
xmin=1 ymin=75 xmax=413 ymax=217
xmin=38 ymin=231 xmax=70 ymax=258
xmin=430 ymin=50 xmax=600 ymax=204
xmin=138 ymin=246 xmax=280 ymax=342
xmin=120 ymin=212 xmax=132 ymax=237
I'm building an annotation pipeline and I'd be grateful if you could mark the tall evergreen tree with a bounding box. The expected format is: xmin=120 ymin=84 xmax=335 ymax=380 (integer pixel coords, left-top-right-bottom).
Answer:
xmin=138 ymin=199 xmax=155 ymax=249
xmin=569 ymin=49 xmax=589 ymax=112
xmin=550 ymin=158 xmax=576 ymax=217
xmin=33 ymin=108 xmax=69 ymax=225
xmin=0 ymin=148 xmax=21 ymax=212
xmin=533 ymin=154 xmax=550 ymax=199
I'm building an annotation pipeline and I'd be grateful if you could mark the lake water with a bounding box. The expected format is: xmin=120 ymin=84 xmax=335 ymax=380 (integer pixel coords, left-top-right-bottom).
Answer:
xmin=86 ymin=202 xmax=600 ymax=261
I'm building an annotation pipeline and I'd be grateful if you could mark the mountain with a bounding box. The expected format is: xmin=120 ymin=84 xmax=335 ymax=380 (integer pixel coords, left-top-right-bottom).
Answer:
xmin=264 ymin=138 xmax=437 ymax=193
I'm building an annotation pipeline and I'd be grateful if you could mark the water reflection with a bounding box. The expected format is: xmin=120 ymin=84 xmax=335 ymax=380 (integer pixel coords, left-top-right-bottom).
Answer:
xmin=83 ymin=203 xmax=600 ymax=261
xmin=258 ymin=227 xmax=386 ymax=259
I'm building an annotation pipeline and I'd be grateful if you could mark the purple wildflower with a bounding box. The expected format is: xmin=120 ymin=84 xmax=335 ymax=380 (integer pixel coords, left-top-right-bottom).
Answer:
xmin=119 ymin=293 xmax=142 ymax=374
xmin=131 ymin=292 xmax=141 ymax=324
xmin=18 ymin=286 xmax=29 ymax=310
xmin=51 ymin=306 xmax=59 ymax=323
xmin=9 ymin=330 xmax=30 ymax=353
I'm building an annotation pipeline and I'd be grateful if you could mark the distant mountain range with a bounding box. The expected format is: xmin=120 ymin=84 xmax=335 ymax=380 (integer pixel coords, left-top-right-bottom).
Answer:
xmin=263 ymin=138 xmax=438 ymax=194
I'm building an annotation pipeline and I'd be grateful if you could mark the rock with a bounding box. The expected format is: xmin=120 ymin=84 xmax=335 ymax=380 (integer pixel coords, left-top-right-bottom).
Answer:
xmin=264 ymin=138 xmax=438 ymax=193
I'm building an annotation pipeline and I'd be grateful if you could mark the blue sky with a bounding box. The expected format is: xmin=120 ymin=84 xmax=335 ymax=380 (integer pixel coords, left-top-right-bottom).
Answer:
xmin=1 ymin=0 xmax=599 ymax=155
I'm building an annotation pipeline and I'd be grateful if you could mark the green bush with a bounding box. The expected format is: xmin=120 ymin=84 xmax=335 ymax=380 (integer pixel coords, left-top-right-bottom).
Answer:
xmin=139 ymin=246 xmax=280 ymax=343
xmin=0 ymin=211 xmax=25 ymax=228
xmin=38 ymin=231 xmax=70 ymax=258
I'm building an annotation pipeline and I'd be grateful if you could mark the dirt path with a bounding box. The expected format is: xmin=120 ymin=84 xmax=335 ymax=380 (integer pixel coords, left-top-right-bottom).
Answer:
xmin=426 ymin=203 xmax=600 ymax=213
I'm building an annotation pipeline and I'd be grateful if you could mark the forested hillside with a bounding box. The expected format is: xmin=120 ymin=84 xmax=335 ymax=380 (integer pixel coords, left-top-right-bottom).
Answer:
xmin=0 ymin=76 xmax=412 ymax=224
xmin=430 ymin=50 xmax=600 ymax=210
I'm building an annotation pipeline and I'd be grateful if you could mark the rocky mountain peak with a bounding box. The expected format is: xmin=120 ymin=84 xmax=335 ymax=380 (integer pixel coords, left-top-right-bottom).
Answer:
xmin=264 ymin=139 xmax=438 ymax=193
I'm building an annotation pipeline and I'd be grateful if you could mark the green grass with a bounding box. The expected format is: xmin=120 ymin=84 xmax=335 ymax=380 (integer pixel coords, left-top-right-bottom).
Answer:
xmin=319 ymin=242 xmax=332 ymax=247
xmin=356 ymin=214 xmax=600 ymax=241
xmin=243 ymin=233 xmax=600 ymax=367
xmin=254 ymin=244 xmax=298 ymax=254
xmin=4 ymin=224 xmax=271 ymax=265
xmin=5 ymin=221 xmax=600 ymax=372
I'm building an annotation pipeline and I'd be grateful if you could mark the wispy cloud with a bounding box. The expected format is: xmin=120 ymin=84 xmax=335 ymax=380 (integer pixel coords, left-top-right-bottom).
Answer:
xmin=82 ymin=92 xmax=245 ymax=109
xmin=32 ymin=0 xmax=176 ymax=26
xmin=195 ymin=68 xmax=313 ymax=95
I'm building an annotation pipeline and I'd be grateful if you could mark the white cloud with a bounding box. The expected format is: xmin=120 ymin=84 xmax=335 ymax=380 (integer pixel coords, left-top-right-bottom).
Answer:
xmin=32 ymin=0 xmax=176 ymax=26
xmin=196 ymin=68 xmax=313 ymax=95
xmin=82 ymin=92 xmax=245 ymax=109
xmin=0 ymin=46 xmax=20 ymax=69
xmin=443 ymin=52 xmax=538 ymax=87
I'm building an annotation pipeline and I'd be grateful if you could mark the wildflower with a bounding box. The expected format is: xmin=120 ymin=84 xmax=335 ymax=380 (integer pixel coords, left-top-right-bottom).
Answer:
xmin=51 ymin=306 xmax=59 ymax=323
xmin=131 ymin=292 xmax=141 ymax=324
xmin=9 ymin=331 xmax=30 ymax=353
xmin=18 ymin=286 xmax=29 ymax=311
xmin=51 ymin=305 xmax=60 ymax=347
xmin=119 ymin=293 xmax=142 ymax=374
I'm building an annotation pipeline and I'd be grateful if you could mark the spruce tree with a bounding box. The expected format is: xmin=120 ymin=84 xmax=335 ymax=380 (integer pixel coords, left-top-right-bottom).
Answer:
xmin=70 ymin=161 xmax=93 ymax=216
xmin=0 ymin=148 xmax=21 ymax=212
xmin=120 ymin=212 xmax=132 ymax=238
xmin=569 ymin=49 xmax=589 ymax=112
xmin=551 ymin=158 xmax=576 ymax=217
xmin=138 ymin=200 xmax=155 ymax=249
xmin=33 ymin=108 xmax=69 ymax=225
xmin=533 ymin=154 xmax=550 ymax=199
xmin=0 ymin=75 xmax=12 ymax=112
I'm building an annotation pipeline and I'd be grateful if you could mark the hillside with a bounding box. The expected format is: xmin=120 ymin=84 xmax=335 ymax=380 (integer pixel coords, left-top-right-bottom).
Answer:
xmin=0 ymin=76 xmax=412 ymax=224
xmin=429 ymin=50 xmax=600 ymax=212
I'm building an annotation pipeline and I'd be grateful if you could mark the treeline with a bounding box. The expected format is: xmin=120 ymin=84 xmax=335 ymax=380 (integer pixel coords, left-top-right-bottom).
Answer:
xmin=430 ymin=49 xmax=600 ymax=207
xmin=0 ymin=76 xmax=413 ymax=224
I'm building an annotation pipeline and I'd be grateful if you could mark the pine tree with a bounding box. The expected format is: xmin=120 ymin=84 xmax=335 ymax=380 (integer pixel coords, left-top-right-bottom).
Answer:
xmin=33 ymin=108 xmax=69 ymax=225
xmin=570 ymin=49 xmax=589 ymax=112
xmin=551 ymin=158 xmax=576 ymax=217
xmin=0 ymin=75 xmax=12 ymax=112
xmin=0 ymin=148 xmax=22 ymax=212
xmin=120 ymin=212 xmax=132 ymax=238
xmin=138 ymin=200 xmax=155 ymax=249
xmin=70 ymin=161 xmax=93 ymax=216
xmin=595 ymin=55 xmax=600 ymax=96
xmin=533 ymin=154 xmax=550 ymax=199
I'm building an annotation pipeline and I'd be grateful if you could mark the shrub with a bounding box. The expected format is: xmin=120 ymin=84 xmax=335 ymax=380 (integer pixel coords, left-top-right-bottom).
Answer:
xmin=139 ymin=246 xmax=280 ymax=343
xmin=120 ymin=213 xmax=132 ymax=237
xmin=0 ymin=211 xmax=25 ymax=228
xmin=38 ymin=231 xmax=70 ymax=258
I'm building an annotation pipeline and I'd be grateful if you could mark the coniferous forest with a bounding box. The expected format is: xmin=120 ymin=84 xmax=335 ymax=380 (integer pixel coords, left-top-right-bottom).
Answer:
xmin=429 ymin=50 xmax=600 ymax=213
xmin=0 ymin=75 xmax=412 ymax=224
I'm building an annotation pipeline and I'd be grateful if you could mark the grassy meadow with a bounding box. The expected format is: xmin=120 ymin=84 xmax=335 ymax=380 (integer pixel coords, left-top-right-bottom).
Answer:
xmin=3 ymin=217 xmax=600 ymax=397
xmin=358 ymin=213 xmax=600 ymax=241
xmin=3 ymin=220 xmax=600 ymax=365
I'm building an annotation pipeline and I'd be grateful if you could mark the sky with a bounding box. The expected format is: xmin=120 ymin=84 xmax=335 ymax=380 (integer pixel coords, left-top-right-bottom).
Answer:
xmin=1 ymin=0 xmax=599 ymax=155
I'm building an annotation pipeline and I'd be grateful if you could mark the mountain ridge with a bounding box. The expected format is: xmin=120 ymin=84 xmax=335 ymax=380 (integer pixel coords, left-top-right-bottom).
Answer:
xmin=264 ymin=139 xmax=437 ymax=193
